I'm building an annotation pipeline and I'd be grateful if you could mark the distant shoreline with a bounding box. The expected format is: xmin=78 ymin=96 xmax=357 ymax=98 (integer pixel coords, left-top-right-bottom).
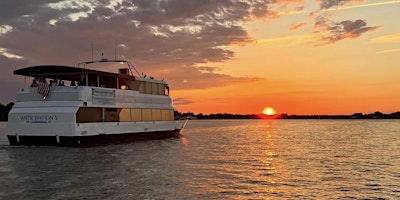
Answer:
xmin=179 ymin=111 xmax=400 ymax=120
xmin=1 ymin=102 xmax=399 ymax=121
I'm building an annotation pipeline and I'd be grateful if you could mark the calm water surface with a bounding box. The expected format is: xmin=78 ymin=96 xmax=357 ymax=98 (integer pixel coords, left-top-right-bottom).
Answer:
xmin=0 ymin=120 xmax=399 ymax=199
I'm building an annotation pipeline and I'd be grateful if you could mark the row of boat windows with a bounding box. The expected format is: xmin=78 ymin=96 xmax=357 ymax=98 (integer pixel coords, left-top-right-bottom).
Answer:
xmin=30 ymin=77 xmax=170 ymax=96
xmin=137 ymin=81 xmax=169 ymax=95
xmin=76 ymin=108 xmax=175 ymax=123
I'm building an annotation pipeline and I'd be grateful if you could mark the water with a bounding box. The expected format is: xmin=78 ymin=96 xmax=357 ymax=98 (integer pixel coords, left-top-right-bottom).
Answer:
xmin=0 ymin=120 xmax=399 ymax=199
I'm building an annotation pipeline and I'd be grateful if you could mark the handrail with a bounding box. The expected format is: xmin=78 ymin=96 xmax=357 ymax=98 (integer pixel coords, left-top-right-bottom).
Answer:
xmin=78 ymin=59 xmax=142 ymax=77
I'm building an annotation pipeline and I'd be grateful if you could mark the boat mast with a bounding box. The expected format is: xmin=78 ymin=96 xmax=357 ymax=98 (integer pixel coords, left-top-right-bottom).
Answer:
xmin=78 ymin=41 xmax=143 ymax=78
xmin=91 ymin=40 xmax=94 ymax=62
xmin=114 ymin=40 xmax=117 ymax=60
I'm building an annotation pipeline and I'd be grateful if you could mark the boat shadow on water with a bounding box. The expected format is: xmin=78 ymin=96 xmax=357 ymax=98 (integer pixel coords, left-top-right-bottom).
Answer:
xmin=7 ymin=130 xmax=183 ymax=147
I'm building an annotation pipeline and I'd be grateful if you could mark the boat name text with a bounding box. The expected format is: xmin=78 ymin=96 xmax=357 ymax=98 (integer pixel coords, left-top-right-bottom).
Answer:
xmin=21 ymin=115 xmax=59 ymax=123
xmin=92 ymin=88 xmax=116 ymax=105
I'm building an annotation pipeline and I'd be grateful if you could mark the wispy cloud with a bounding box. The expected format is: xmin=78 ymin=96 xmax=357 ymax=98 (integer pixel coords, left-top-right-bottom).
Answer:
xmin=309 ymin=0 xmax=392 ymax=45
xmin=376 ymin=49 xmax=400 ymax=54
xmin=371 ymin=33 xmax=400 ymax=44
xmin=369 ymin=30 xmax=400 ymax=55
xmin=257 ymin=34 xmax=314 ymax=47
xmin=324 ymin=0 xmax=400 ymax=11
xmin=278 ymin=1 xmax=389 ymax=46
xmin=315 ymin=0 xmax=400 ymax=10
xmin=259 ymin=17 xmax=381 ymax=47
xmin=290 ymin=22 xmax=307 ymax=30
xmin=281 ymin=0 xmax=400 ymax=16
xmin=278 ymin=10 xmax=307 ymax=16
xmin=313 ymin=15 xmax=380 ymax=45
xmin=0 ymin=48 xmax=23 ymax=59
xmin=0 ymin=25 xmax=13 ymax=36
xmin=316 ymin=0 xmax=366 ymax=10
xmin=0 ymin=0 xmax=395 ymax=100
xmin=173 ymin=98 xmax=193 ymax=105
xmin=1 ymin=0 xmax=274 ymax=91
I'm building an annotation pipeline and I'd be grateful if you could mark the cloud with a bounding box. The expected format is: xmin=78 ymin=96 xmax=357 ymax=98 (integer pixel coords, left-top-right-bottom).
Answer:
xmin=322 ymin=0 xmax=400 ymax=11
xmin=257 ymin=34 xmax=314 ymax=48
xmin=0 ymin=25 xmax=13 ymax=36
xmin=316 ymin=0 xmax=366 ymax=10
xmin=254 ymin=0 xmax=305 ymax=19
xmin=0 ymin=0 xmax=388 ymax=104
xmin=306 ymin=0 xmax=387 ymax=46
xmin=173 ymin=98 xmax=193 ymax=106
xmin=289 ymin=22 xmax=306 ymax=30
xmin=376 ymin=49 xmax=400 ymax=54
xmin=0 ymin=79 xmax=19 ymax=104
xmin=0 ymin=0 xmax=55 ymax=24
xmin=270 ymin=0 xmax=382 ymax=46
xmin=2 ymin=0 xmax=293 ymax=103
xmin=313 ymin=15 xmax=380 ymax=45
xmin=0 ymin=48 xmax=23 ymax=59
xmin=164 ymin=65 xmax=263 ymax=90
xmin=197 ymin=66 xmax=220 ymax=73
xmin=370 ymin=33 xmax=400 ymax=44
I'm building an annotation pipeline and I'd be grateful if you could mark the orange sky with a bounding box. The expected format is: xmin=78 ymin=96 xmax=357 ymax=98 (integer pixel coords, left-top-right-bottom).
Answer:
xmin=1 ymin=0 xmax=399 ymax=115
xmin=172 ymin=0 xmax=400 ymax=115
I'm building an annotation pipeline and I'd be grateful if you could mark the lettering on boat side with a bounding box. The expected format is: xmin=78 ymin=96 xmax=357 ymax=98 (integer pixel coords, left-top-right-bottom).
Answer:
xmin=92 ymin=88 xmax=116 ymax=105
xmin=20 ymin=115 xmax=59 ymax=124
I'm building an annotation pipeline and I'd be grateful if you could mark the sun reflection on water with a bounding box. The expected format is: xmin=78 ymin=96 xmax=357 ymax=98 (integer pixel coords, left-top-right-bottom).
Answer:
xmin=181 ymin=136 xmax=189 ymax=146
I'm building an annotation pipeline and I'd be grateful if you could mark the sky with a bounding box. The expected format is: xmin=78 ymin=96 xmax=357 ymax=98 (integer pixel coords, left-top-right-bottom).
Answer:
xmin=0 ymin=0 xmax=399 ymax=115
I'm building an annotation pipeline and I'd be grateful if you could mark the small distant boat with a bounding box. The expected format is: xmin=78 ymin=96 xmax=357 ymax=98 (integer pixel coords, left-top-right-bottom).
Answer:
xmin=7 ymin=58 xmax=187 ymax=146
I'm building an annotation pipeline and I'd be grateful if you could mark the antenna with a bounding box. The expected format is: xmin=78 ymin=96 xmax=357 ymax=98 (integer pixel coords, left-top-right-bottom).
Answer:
xmin=91 ymin=40 xmax=94 ymax=62
xmin=115 ymin=40 xmax=117 ymax=60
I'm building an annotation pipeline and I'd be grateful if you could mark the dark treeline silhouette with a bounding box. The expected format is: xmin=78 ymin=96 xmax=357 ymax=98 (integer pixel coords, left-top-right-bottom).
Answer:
xmin=0 ymin=102 xmax=14 ymax=121
xmin=179 ymin=111 xmax=400 ymax=120
xmin=1 ymin=103 xmax=399 ymax=121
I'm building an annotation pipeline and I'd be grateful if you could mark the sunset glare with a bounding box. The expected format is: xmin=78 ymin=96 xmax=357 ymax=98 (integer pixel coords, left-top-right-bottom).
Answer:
xmin=1 ymin=0 xmax=399 ymax=115
xmin=263 ymin=107 xmax=276 ymax=116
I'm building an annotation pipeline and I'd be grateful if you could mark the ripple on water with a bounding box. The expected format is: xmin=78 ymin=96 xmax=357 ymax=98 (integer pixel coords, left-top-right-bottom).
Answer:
xmin=0 ymin=120 xmax=400 ymax=199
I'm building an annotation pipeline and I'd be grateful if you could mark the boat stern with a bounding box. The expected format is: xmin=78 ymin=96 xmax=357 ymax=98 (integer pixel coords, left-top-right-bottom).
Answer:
xmin=7 ymin=106 xmax=79 ymax=145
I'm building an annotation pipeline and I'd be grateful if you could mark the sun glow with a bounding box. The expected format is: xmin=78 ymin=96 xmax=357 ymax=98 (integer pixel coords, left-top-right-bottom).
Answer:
xmin=263 ymin=107 xmax=276 ymax=116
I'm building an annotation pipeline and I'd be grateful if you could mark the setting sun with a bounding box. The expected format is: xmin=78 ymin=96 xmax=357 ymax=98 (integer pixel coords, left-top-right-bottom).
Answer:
xmin=263 ymin=107 xmax=276 ymax=116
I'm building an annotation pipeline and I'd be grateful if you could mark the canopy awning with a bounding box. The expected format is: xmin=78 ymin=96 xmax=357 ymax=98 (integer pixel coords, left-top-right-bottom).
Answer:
xmin=14 ymin=65 xmax=120 ymax=81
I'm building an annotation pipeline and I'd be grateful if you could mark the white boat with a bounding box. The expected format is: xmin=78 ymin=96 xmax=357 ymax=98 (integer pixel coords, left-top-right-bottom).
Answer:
xmin=7 ymin=59 xmax=187 ymax=146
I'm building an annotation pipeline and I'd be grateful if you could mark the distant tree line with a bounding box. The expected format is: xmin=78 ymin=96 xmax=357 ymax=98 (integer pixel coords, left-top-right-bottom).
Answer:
xmin=349 ymin=111 xmax=400 ymax=119
xmin=1 ymin=103 xmax=400 ymax=121
xmin=179 ymin=111 xmax=400 ymax=120
xmin=0 ymin=102 xmax=14 ymax=121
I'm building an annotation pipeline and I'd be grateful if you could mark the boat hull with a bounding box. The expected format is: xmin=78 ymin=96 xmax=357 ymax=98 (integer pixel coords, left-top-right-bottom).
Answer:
xmin=9 ymin=62 xmax=187 ymax=147
xmin=7 ymin=113 xmax=187 ymax=146
xmin=7 ymin=129 xmax=182 ymax=147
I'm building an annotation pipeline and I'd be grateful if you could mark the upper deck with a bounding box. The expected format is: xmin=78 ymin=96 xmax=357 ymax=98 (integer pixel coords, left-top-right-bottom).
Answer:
xmin=14 ymin=85 xmax=173 ymax=110
xmin=14 ymin=60 xmax=170 ymax=97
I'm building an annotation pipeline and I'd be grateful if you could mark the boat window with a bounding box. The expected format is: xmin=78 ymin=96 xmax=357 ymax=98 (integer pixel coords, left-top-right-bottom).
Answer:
xmin=105 ymin=108 xmax=119 ymax=122
xmin=131 ymin=109 xmax=142 ymax=121
xmin=152 ymin=109 xmax=162 ymax=121
xmin=138 ymin=81 xmax=145 ymax=93
xmin=145 ymin=82 xmax=151 ymax=94
xmin=119 ymin=108 xmax=131 ymax=122
xmin=127 ymin=81 xmax=140 ymax=90
xmin=76 ymin=107 xmax=174 ymax=123
xmin=151 ymin=83 xmax=158 ymax=94
xmin=161 ymin=109 xmax=174 ymax=120
xmin=136 ymin=81 xmax=168 ymax=95
xmin=142 ymin=109 xmax=152 ymax=121
xmin=158 ymin=84 xmax=165 ymax=95
xmin=76 ymin=108 xmax=102 ymax=123
xmin=165 ymin=86 xmax=169 ymax=96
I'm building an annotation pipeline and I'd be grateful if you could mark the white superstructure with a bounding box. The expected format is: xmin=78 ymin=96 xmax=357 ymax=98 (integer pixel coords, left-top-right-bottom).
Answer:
xmin=7 ymin=59 xmax=186 ymax=146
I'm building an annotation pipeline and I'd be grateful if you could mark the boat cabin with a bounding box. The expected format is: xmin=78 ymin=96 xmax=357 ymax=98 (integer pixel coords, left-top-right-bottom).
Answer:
xmin=14 ymin=62 xmax=169 ymax=96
